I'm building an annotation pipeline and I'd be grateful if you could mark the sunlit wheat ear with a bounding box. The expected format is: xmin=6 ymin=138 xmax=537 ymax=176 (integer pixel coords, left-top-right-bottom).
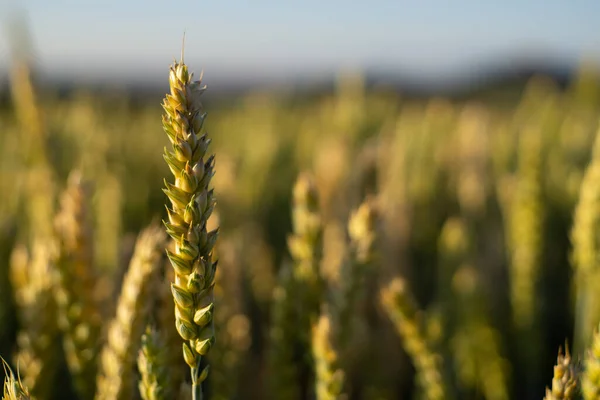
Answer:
xmin=571 ymin=126 xmax=600 ymax=351
xmin=161 ymin=58 xmax=218 ymax=400
xmin=507 ymin=125 xmax=543 ymax=331
xmin=52 ymin=170 xmax=101 ymax=399
xmin=9 ymin=56 xmax=55 ymax=245
xmin=137 ymin=326 xmax=172 ymax=400
xmin=9 ymin=241 xmax=60 ymax=399
xmin=2 ymin=358 xmax=32 ymax=400
xmin=312 ymin=311 xmax=344 ymax=400
xmin=583 ymin=325 xmax=600 ymax=399
xmin=334 ymin=199 xmax=377 ymax=346
xmin=544 ymin=345 xmax=579 ymax=400
xmin=380 ymin=278 xmax=449 ymax=400
xmin=95 ymin=224 xmax=166 ymax=400
xmin=288 ymin=172 xmax=324 ymax=321
xmin=286 ymin=172 xmax=324 ymax=389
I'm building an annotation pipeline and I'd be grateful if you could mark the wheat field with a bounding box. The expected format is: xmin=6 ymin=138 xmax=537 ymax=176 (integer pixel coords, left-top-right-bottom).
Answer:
xmin=1 ymin=40 xmax=600 ymax=400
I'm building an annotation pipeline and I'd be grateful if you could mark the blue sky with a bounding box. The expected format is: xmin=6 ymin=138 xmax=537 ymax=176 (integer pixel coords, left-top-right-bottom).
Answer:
xmin=1 ymin=0 xmax=599 ymax=83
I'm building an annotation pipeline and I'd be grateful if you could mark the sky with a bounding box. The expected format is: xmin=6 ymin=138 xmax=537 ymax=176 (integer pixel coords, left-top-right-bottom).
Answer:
xmin=0 ymin=0 xmax=599 ymax=85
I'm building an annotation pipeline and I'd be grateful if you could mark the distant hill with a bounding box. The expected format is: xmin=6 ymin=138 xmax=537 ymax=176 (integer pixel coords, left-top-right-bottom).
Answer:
xmin=0 ymin=55 xmax=592 ymax=105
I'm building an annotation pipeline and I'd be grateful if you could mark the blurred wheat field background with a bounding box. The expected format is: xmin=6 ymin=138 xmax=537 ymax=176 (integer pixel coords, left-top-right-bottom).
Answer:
xmin=2 ymin=20 xmax=600 ymax=400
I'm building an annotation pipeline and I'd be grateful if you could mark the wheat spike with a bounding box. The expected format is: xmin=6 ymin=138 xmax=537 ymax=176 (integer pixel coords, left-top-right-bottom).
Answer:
xmin=572 ymin=127 xmax=600 ymax=350
xmin=161 ymin=57 xmax=218 ymax=400
xmin=288 ymin=173 xmax=324 ymax=313
xmin=334 ymin=199 xmax=377 ymax=346
xmin=544 ymin=346 xmax=579 ymax=400
xmin=52 ymin=171 xmax=101 ymax=399
xmin=95 ymin=224 xmax=166 ymax=400
xmin=583 ymin=325 xmax=600 ymax=399
xmin=137 ymin=326 xmax=172 ymax=400
xmin=380 ymin=278 xmax=449 ymax=400
xmin=9 ymin=242 xmax=60 ymax=399
xmin=266 ymin=262 xmax=302 ymax=400
xmin=312 ymin=312 xmax=344 ymax=400
xmin=2 ymin=360 xmax=32 ymax=400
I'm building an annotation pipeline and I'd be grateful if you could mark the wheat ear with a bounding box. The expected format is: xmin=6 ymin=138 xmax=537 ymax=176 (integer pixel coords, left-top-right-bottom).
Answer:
xmin=544 ymin=346 xmax=579 ymax=400
xmin=334 ymin=199 xmax=377 ymax=346
xmin=288 ymin=172 xmax=323 ymax=325
xmin=267 ymin=262 xmax=302 ymax=400
xmin=53 ymin=171 xmax=101 ymax=399
xmin=137 ymin=326 xmax=172 ymax=400
xmin=161 ymin=58 xmax=218 ymax=400
xmin=583 ymin=325 xmax=600 ymax=399
xmin=312 ymin=312 xmax=344 ymax=400
xmin=571 ymin=126 xmax=600 ymax=351
xmin=9 ymin=242 xmax=60 ymax=399
xmin=95 ymin=224 xmax=166 ymax=400
xmin=380 ymin=278 xmax=448 ymax=400
xmin=2 ymin=359 xmax=31 ymax=400
xmin=313 ymin=200 xmax=377 ymax=399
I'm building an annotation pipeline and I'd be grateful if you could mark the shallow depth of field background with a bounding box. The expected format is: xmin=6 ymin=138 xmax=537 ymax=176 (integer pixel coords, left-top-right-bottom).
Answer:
xmin=1 ymin=1 xmax=600 ymax=399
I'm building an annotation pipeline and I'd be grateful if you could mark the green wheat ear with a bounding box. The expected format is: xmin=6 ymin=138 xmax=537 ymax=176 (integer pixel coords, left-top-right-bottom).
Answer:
xmin=138 ymin=326 xmax=172 ymax=400
xmin=161 ymin=57 xmax=218 ymax=400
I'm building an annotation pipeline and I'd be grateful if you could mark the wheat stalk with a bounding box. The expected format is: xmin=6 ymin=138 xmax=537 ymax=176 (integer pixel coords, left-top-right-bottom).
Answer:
xmin=161 ymin=57 xmax=218 ymax=400
xmin=95 ymin=224 xmax=166 ymax=400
